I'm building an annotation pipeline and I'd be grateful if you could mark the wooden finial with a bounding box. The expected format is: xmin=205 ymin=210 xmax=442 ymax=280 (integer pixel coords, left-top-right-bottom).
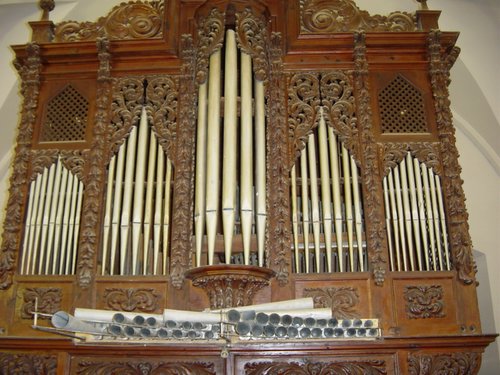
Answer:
xmin=416 ymin=0 xmax=429 ymax=10
xmin=39 ymin=0 xmax=55 ymax=21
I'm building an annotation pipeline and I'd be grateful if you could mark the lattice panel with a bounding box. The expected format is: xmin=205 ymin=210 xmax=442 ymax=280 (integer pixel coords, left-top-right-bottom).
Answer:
xmin=379 ymin=75 xmax=428 ymax=134
xmin=41 ymin=85 xmax=89 ymax=142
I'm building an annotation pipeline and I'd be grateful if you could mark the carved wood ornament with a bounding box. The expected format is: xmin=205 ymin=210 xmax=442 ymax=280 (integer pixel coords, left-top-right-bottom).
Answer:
xmin=304 ymin=286 xmax=360 ymax=319
xmin=0 ymin=353 xmax=57 ymax=375
xmin=404 ymin=285 xmax=445 ymax=319
xmin=408 ymin=352 xmax=481 ymax=375
xmin=20 ymin=287 xmax=62 ymax=319
xmin=245 ymin=360 xmax=387 ymax=375
xmin=103 ymin=288 xmax=161 ymax=313
xmin=76 ymin=360 xmax=216 ymax=375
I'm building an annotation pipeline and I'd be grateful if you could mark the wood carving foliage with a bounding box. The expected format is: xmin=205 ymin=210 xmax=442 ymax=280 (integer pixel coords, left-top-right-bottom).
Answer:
xmin=21 ymin=287 xmax=62 ymax=320
xmin=304 ymin=287 xmax=360 ymax=319
xmin=0 ymin=353 xmax=57 ymax=375
xmin=236 ymin=8 xmax=269 ymax=81
xmin=408 ymin=352 xmax=480 ymax=375
xmin=169 ymin=35 xmax=197 ymax=288
xmin=76 ymin=360 xmax=215 ymax=375
xmin=195 ymin=8 xmax=225 ymax=84
xmin=54 ymin=1 xmax=164 ymax=42
xmin=353 ymin=32 xmax=387 ymax=285
xmin=0 ymin=43 xmax=41 ymax=290
xmin=103 ymin=288 xmax=160 ymax=313
xmin=245 ymin=360 xmax=387 ymax=374
xmin=300 ymin=0 xmax=416 ymax=33
xmin=428 ymin=31 xmax=475 ymax=284
xmin=404 ymin=285 xmax=445 ymax=319
xmin=381 ymin=143 xmax=441 ymax=177
xmin=77 ymin=38 xmax=112 ymax=288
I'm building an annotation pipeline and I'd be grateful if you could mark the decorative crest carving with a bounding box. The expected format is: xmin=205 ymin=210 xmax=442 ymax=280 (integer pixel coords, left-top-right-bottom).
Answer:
xmin=0 ymin=43 xmax=41 ymax=290
xmin=408 ymin=352 xmax=480 ymax=375
xmin=427 ymin=30 xmax=475 ymax=285
xmin=245 ymin=360 xmax=387 ymax=374
xmin=300 ymin=0 xmax=416 ymax=33
xmin=236 ymin=7 xmax=269 ymax=81
xmin=404 ymin=285 xmax=445 ymax=319
xmin=195 ymin=8 xmax=225 ymax=84
xmin=76 ymin=360 xmax=216 ymax=375
xmin=304 ymin=286 xmax=360 ymax=319
xmin=381 ymin=143 xmax=441 ymax=177
xmin=103 ymin=288 xmax=161 ymax=313
xmin=20 ymin=287 xmax=62 ymax=319
xmin=54 ymin=1 xmax=164 ymax=42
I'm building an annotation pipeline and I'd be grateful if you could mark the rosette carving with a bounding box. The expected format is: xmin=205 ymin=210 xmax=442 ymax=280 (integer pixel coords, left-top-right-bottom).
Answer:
xmin=0 ymin=43 xmax=41 ymax=290
xmin=77 ymin=361 xmax=215 ymax=375
xmin=428 ymin=31 xmax=475 ymax=284
xmin=77 ymin=38 xmax=112 ymax=288
xmin=408 ymin=352 xmax=480 ymax=375
xmin=245 ymin=360 xmax=387 ymax=375
xmin=404 ymin=285 xmax=445 ymax=319
xmin=236 ymin=7 xmax=269 ymax=81
xmin=266 ymin=32 xmax=290 ymax=285
xmin=20 ymin=287 xmax=62 ymax=320
xmin=321 ymin=71 xmax=359 ymax=162
xmin=54 ymin=1 xmax=164 ymax=42
xmin=288 ymin=72 xmax=321 ymax=164
xmin=146 ymin=75 xmax=178 ymax=161
xmin=353 ymin=32 xmax=387 ymax=285
xmin=304 ymin=286 xmax=360 ymax=319
xmin=103 ymin=288 xmax=161 ymax=313
xmin=300 ymin=0 xmax=416 ymax=33
xmin=0 ymin=353 xmax=57 ymax=375
xmin=195 ymin=8 xmax=225 ymax=84
xmin=169 ymin=35 xmax=197 ymax=288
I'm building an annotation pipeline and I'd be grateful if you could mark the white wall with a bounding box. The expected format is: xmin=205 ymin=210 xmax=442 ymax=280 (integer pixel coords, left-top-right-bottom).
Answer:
xmin=0 ymin=0 xmax=498 ymax=372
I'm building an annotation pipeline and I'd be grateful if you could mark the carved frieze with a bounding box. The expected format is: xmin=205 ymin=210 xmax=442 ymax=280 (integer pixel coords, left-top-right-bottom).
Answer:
xmin=20 ymin=287 xmax=62 ymax=320
xmin=245 ymin=360 xmax=387 ymax=374
xmin=103 ymin=288 xmax=161 ymax=313
xmin=300 ymin=0 xmax=417 ymax=33
xmin=303 ymin=286 xmax=360 ymax=319
xmin=54 ymin=1 xmax=164 ymax=42
xmin=408 ymin=352 xmax=481 ymax=375
xmin=195 ymin=8 xmax=225 ymax=84
xmin=169 ymin=35 xmax=197 ymax=288
xmin=404 ymin=285 xmax=445 ymax=319
xmin=0 ymin=353 xmax=57 ymax=375
xmin=0 ymin=43 xmax=41 ymax=290
xmin=381 ymin=143 xmax=441 ymax=177
xmin=76 ymin=360 xmax=215 ymax=375
xmin=77 ymin=38 xmax=112 ymax=288
xmin=428 ymin=30 xmax=475 ymax=285
xmin=353 ymin=32 xmax=387 ymax=285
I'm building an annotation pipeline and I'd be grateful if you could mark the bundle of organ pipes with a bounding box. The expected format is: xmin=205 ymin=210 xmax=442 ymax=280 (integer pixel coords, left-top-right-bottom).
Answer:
xmin=46 ymin=297 xmax=380 ymax=341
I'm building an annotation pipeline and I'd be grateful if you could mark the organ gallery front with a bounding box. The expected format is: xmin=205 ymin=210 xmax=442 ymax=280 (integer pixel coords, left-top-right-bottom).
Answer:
xmin=0 ymin=0 xmax=496 ymax=373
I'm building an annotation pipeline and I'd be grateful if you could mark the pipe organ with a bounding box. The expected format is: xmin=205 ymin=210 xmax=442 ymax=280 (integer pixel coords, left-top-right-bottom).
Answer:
xmin=0 ymin=0 xmax=495 ymax=373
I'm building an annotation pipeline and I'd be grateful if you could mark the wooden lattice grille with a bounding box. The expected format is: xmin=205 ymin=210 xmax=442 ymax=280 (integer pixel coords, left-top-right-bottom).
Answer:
xmin=41 ymin=85 xmax=89 ymax=142
xmin=379 ymin=75 xmax=428 ymax=133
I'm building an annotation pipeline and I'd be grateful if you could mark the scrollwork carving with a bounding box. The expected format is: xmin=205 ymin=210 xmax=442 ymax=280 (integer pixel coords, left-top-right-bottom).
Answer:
xmin=303 ymin=286 xmax=360 ymax=319
xmin=77 ymin=360 xmax=215 ymax=375
xmin=245 ymin=360 xmax=387 ymax=375
xmin=54 ymin=1 xmax=164 ymax=42
xmin=353 ymin=32 xmax=387 ymax=285
xmin=404 ymin=285 xmax=445 ymax=319
xmin=266 ymin=32 xmax=290 ymax=285
xmin=381 ymin=143 xmax=441 ymax=177
xmin=20 ymin=287 xmax=62 ymax=320
xmin=0 ymin=43 xmax=41 ymax=290
xmin=195 ymin=8 xmax=225 ymax=84
xmin=103 ymin=288 xmax=161 ymax=313
xmin=0 ymin=353 xmax=57 ymax=375
xmin=146 ymin=75 xmax=178 ymax=161
xmin=60 ymin=150 xmax=86 ymax=182
xmin=30 ymin=150 xmax=58 ymax=179
xmin=300 ymin=0 xmax=416 ymax=33
xmin=408 ymin=352 xmax=481 ymax=375
xmin=236 ymin=7 xmax=269 ymax=81
xmin=428 ymin=30 xmax=475 ymax=285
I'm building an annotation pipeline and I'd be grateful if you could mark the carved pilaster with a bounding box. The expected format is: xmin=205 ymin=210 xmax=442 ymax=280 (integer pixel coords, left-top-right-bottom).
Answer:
xmin=0 ymin=43 xmax=41 ymax=290
xmin=353 ymin=32 xmax=387 ymax=285
xmin=77 ymin=37 xmax=112 ymax=288
xmin=169 ymin=35 xmax=197 ymax=288
xmin=304 ymin=286 xmax=360 ymax=319
xmin=0 ymin=353 xmax=57 ymax=374
xmin=266 ymin=32 xmax=290 ymax=285
xmin=428 ymin=31 xmax=475 ymax=285
xmin=245 ymin=360 xmax=387 ymax=374
xmin=408 ymin=352 xmax=481 ymax=375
